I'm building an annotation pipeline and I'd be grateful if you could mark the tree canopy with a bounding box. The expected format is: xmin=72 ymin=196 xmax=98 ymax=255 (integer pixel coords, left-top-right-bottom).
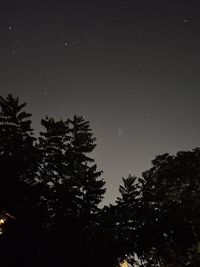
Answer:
xmin=1 ymin=94 xmax=200 ymax=267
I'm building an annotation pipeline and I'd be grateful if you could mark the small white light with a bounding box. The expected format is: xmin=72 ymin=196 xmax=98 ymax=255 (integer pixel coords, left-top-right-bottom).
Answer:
xmin=0 ymin=218 xmax=5 ymax=225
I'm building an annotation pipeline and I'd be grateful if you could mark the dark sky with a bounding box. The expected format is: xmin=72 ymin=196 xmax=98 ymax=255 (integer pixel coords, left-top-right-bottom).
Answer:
xmin=1 ymin=0 xmax=200 ymax=204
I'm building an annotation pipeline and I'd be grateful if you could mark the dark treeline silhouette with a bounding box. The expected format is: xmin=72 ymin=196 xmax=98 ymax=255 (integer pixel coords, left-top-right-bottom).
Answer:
xmin=1 ymin=94 xmax=200 ymax=267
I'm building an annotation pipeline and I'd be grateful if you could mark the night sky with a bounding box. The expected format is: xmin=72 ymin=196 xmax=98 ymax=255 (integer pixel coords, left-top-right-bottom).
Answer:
xmin=1 ymin=0 xmax=200 ymax=204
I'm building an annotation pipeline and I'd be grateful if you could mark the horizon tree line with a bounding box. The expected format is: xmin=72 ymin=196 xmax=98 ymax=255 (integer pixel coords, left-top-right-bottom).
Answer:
xmin=0 ymin=94 xmax=200 ymax=267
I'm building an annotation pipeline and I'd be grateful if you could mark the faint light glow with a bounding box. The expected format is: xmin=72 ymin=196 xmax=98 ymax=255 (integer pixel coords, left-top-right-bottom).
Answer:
xmin=117 ymin=129 xmax=123 ymax=136
xmin=4 ymin=212 xmax=15 ymax=219
xmin=0 ymin=218 xmax=5 ymax=225
xmin=0 ymin=217 xmax=6 ymax=234
xmin=0 ymin=212 xmax=15 ymax=235
xmin=120 ymin=260 xmax=128 ymax=267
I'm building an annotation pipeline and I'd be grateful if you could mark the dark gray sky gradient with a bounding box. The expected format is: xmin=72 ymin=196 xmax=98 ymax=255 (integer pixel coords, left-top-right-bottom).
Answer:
xmin=1 ymin=0 xmax=200 ymax=204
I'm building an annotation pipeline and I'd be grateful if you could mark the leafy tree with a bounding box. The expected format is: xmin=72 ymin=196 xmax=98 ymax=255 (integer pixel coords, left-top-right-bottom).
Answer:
xmin=88 ymin=175 xmax=143 ymax=267
xmin=140 ymin=149 xmax=200 ymax=266
xmin=38 ymin=115 xmax=106 ymax=221
xmin=0 ymin=94 xmax=42 ymax=266
xmin=38 ymin=117 xmax=76 ymax=220
xmin=37 ymin=115 xmax=106 ymax=266
xmin=36 ymin=117 xmax=78 ymax=266
xmin=0 ymin=95 xmax=107 ymax=266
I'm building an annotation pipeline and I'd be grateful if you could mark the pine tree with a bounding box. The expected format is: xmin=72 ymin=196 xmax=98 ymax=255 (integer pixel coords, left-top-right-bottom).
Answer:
xmin=65 ymin=115 xmax=106 ymax=267
xmin=0 ymin=94 xmax=42 ymax=266
xmin=116 ymin=175 xmax=142 ymax=239
xmin=87 ymin=175 xmax=143 ymax=267
xmin=0 ymin=94 xmax=37 ymax=218
xmin=38 ymin=115 xmax=106 ymax=266
xmin=66 ymin=115 xmax=106 ymax=227
xmin=114 ymin=175 xmax=143 ymax=266
xmin=38 ymin=117 xmax=81 ymax=223
xmin=38 ymin=115 xmax=106 ymax=222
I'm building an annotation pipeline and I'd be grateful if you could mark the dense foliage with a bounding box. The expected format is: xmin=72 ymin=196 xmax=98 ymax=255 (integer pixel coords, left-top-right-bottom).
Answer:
xmin=1 ymin=94 xmax=200 ymax=267
xmin=0 ymin=94 xmax=106 ymax=267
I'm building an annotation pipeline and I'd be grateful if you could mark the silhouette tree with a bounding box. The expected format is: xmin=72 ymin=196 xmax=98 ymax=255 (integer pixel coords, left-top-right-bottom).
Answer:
xmin=87 ymin=204 xmax=122 ymax=267
xmin=38 ymin=117 xmax=76 ymax=220
xmin=87 ymin=175 xmax=143 ymax=267
xmin=0 ymin=95 xmax=106 ymax=266
xmin=66 ymin=116 xmax=106 ymax=226
xmin=0 ymin=94 xmax=37 ymax=213
xmin=104 ymin=150 xmax=200 ymax=267
xmin=0 ymin=94 xmax=42 ymax=266
xmin=66 ymin=116 xmax=106 ymax=266
xmin=36 ymin=117 xmax=78 ymax=266
xmin=140 ymin=149 xmax=200 ymax=266
xmin=37 ymin=115 xmax=106 ymax=266
xmin=114 ymin=175 xmax=144 ymax=266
